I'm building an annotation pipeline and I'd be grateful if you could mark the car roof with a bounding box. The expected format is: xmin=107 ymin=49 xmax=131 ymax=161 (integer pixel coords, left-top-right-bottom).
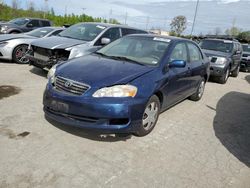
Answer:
xmin=15 ymin=17 xmax=50 ymax=21
xmin=125 ymin=34 xmax=192 ymax=42
xmin=76 ymin=22 xmax=146 ymax=31
xmin=202 ymin=38 xmax=238 ymax=43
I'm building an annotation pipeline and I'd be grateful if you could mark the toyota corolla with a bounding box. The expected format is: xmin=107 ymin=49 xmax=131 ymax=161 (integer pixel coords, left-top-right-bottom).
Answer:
xmin=44 ymin=34 xmax=209 ymax=136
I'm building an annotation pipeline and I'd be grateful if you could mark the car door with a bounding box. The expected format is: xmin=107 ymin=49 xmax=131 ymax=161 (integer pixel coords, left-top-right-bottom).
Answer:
xmin=187 ymin=42 xmax=205 ymax=94
xmin=94 ymin=27 xmax=121 ymax=47
xmin=25 ymin=20 xmax=40 ymax=32
xmin=162 ymin=42 xmax=192 ymax=108
xmin=233 ymin=43 xmax=242 ymax=68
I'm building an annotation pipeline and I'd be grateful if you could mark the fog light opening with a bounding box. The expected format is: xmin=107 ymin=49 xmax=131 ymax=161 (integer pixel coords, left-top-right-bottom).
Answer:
xmin=109 ymin=118 xmax=129 ymax=125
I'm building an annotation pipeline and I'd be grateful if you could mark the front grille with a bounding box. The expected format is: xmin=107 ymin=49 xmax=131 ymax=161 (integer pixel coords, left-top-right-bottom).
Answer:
xmin=210 ymin=57 xmax=217 ymax=63
xmin=54 ymin=76 xmax=90 ymax=96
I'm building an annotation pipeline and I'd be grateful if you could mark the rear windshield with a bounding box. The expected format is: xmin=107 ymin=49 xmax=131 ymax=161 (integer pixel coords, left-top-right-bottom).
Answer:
xmin=200 ymin=40 xmax=233 ymax=53
xmin=242 ymin=44 xmax=250 ymax=53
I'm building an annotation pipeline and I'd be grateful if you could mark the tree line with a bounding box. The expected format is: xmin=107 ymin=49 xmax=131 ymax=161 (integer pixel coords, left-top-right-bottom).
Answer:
xmin=169 ymin=15 xmax=250 ymax=43
xmin=0 ymin=2 xmax=119 ymax=26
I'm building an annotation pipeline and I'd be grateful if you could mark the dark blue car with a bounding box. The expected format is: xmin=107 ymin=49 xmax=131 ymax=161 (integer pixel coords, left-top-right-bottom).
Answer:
xmin=44 ymin=34 xmax=210 ymax=136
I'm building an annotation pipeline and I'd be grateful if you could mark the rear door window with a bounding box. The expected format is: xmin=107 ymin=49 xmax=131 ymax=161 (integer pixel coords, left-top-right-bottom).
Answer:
xmin=41 ymin=20 xmax=51 ymax=27
xmin=28 ymin=20 xmax=40 ymax=27
xmin=187 ymin=43 xmax=203 ymax=62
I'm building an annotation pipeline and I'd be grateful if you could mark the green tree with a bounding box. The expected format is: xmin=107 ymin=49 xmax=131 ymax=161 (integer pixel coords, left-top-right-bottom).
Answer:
xmin=225 ymin=27 xmax=242 ymax=36
xmin=170 ymin=15 xmax=187 ymax=36
xmin=238 ymin=31 xmax=250 ymax=43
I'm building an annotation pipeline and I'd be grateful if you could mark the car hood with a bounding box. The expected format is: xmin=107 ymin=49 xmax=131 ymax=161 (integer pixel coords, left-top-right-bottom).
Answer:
xmin=0 ymin=33 xmax=35 ymax=42
xmin=202 ymin=49 xmax=230 ymax=58
xmin=31 ymin=36 xmax=87 ymax=49
xmin=56 ymin=54 xmax=155 ymax=88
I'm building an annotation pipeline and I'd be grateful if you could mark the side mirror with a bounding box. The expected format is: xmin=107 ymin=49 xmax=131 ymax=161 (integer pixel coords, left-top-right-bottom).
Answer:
xmin=101 ymin=37 xmax=111 ymax=45
xmin=169 ymin=60 xmax=186 ymax=68
xmin=27 ymin=23 xmax=33 ymax=27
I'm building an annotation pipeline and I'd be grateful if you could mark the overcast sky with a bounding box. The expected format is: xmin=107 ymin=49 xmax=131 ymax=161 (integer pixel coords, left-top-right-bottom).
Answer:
xmin=3 ymin=0 xmax=250 ymax=34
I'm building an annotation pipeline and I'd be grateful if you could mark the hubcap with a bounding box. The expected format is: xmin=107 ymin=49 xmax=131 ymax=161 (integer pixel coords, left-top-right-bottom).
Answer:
xmin=225 ymin=68 xmax=229 ymax=81
xmin=142 ymin=102 xmax=159 ymax=131
xmin=198 ymin=81 xmax=205 ymax=98
xmin=15 ymin=46 xmax=29 ymax=64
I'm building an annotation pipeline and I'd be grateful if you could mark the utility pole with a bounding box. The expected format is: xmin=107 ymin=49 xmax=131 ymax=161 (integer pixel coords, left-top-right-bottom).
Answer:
xmin=124 ymin=12 xmax=128 ymax=25
xmin=146 ymin=16 xmax=150 ymax=30
xmin=109 ymin=9 xmax=112 ymax=23
xmin=190 ymin=0 xmax=199 ymax=37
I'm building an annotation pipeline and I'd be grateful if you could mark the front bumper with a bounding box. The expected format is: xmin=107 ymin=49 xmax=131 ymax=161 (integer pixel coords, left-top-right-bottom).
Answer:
xmin=0 ymin=44 xmax=13 ymax=60
xmin=27 ymin=54 xmax=55 ymax=69
xmin=209 ymin=63 xmax=227 ymax=77
xmin=43 ymin=83 xmax=147 ymax=134
xmin=240 ymin=59 xmax=250 ymax=71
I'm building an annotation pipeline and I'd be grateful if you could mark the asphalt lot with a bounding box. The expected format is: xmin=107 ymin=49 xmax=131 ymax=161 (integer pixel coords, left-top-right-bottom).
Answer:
xmin=0 ymin=62 xmax=250 ymax=188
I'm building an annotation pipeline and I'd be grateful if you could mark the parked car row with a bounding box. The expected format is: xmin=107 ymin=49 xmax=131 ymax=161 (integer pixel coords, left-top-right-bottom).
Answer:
xmin=0 ymin=19 xmax=248 ymax=136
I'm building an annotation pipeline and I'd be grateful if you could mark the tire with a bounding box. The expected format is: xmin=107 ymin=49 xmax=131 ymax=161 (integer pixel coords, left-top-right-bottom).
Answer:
xmin=12 ymin=44 xmax=30 ymax=64
xmin=10 ymin=31 xmax=20 ymax=34
xmin=218 ymin=67 xmax=230 ymax=84
xmin=134 ymin=95 xmax=160 ymax=137
xmin=231 ymin=65 xmax=240 ymax=77
xmin=189 ymin=78 xmax=206 ymax=101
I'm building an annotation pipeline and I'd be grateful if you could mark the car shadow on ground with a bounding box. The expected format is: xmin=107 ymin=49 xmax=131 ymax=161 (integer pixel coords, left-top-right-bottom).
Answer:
xmin=245 ymin=75 xmax=250 ymax=84
xmin=45 ymin=116 xmax=132 ymax=142
xmin=0 ymin=59 xmax=14 ymax=64
xmin=29 ymin=67 xmax=47 ymax=78
xmin=213 ymin=91 xmax=250 ymax=167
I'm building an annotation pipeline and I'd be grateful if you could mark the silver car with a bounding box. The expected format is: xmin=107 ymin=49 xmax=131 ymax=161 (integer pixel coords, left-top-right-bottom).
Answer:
xmin=0 ymin=27 xmax=63 ymax=64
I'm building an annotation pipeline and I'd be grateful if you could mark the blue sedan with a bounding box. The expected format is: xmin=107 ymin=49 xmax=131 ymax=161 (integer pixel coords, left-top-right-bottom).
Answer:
xmin=44 ymin=34 xmax=210 ymax=136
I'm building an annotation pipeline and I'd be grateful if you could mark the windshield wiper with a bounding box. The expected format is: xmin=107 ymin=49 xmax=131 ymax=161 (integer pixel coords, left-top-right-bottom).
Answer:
xmin=94 ymin=52 xmax=111 ymax=58
xmin=109 ymin=56 xmax=145 ymax=66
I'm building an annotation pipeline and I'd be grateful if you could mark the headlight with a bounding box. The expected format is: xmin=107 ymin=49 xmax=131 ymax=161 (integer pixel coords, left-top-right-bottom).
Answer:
xmin=215 ymin=57 xmax=227 ymax=65
xmin=47 ymin=65 xmax=57 ymax=83
xmin=93 ymin=85 xmax=137 ymax=98
xmin=0 ymin=25 xmax=8 ymax=33
xmin=0 ymin=41 xmax=8 ymax=47
xmin=66 ymin=47 xmax=85 ymax=59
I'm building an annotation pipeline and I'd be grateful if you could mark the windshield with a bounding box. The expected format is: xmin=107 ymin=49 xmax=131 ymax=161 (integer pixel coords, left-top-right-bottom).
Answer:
xmin=58 ymin=23 xmax=106 ymax=41
xmin=9 ymin=18 xmax=29 ymax=26
xmin=97 ymin=36 xmax=170 ymax=65
xmin=200 ymin=40 xmax=233 ymax=53
xmin=26 ymin=28 xmax=54 ymax=38
xmin=242 ymin=44 xmax=250 ymax=53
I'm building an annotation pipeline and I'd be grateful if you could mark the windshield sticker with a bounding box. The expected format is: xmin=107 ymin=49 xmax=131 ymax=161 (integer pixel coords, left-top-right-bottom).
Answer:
xmin=40 ymin=30 xmax=47 ymax=33
xmin=153 ymin=37 xmax=171 ymax=43
xmin=96 ymin=25 xmax=106 ymax=30
xmin=223 ymin=40 xmax=232 ymax=43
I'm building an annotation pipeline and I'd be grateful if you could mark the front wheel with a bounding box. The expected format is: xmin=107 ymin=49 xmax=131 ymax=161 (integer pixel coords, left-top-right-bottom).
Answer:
xmin=12 ymin=44 xmax=29 ymax=64
xmin=218 ymin=67 xmax=229 ymax=84
xmin=134 ymin=95 xmax=160 ymax=137
xmin=189 ymin=78 xmax=206 ymax=101
xmin=231 ymin=65 xmax=240 ymax=77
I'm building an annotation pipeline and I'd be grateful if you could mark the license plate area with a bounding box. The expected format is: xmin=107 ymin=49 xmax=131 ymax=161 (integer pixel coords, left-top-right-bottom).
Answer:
xmin=50 ymin=100 xmax=69 ymax=113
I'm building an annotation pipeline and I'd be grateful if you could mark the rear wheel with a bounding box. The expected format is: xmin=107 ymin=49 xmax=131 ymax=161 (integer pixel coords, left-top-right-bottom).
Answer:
xmin=12 ymin=44 xmax=29 ymax=64
xmin=231 ymin=65 xmax=240 ymax=77
xmin=218 ymin=67 xmax=229 ymax=84
xmin=189 ymin=78 xmax=205 ymax=101
xmin=134 ymin=95 xmax=160 ymax=137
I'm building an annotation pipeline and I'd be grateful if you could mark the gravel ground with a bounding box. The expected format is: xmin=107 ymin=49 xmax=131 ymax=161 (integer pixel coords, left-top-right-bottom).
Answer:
xmin=0 ymin=62 xmax=250 ymax=188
